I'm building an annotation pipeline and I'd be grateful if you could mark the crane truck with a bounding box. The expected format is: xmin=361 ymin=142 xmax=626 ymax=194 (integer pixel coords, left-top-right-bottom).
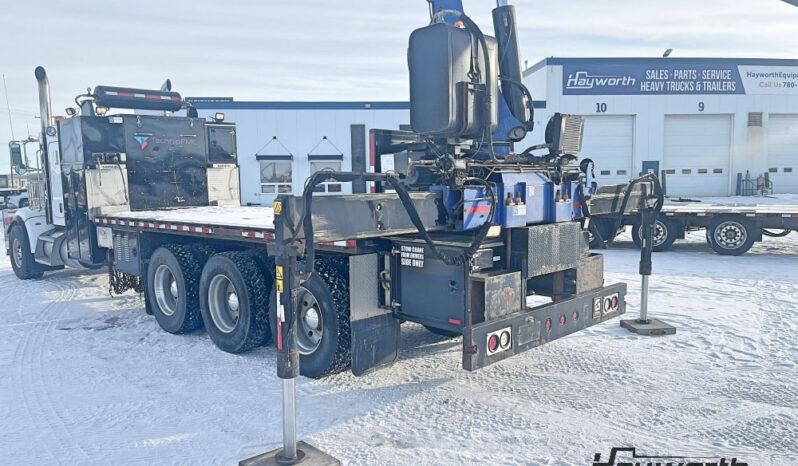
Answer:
xmin=5 ymin=0 xmax=658 ymax=382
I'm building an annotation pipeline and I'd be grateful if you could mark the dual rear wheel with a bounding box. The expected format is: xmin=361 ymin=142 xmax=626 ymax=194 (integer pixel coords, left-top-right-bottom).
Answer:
xmin=145 ymin=245 xmax=349 ymax=377
xmin=146 ymin=246 xmax=270 ymax=352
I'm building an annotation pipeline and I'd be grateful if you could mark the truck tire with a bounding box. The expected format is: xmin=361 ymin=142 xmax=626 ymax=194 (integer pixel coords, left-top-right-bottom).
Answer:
xmin=8 ymin=224 xmax=44 ymax=280
xmin=146 ymin=245 xmax=204 ymax=334
xmin=199 ymin=252 xmax=271 ymax=353
xmin=707 ymin=216 xmax=755 ymax=256
xmin=269 ymin=259 xmax=351 ymax=378
xmin=633 ymin=216 xmax=678 ymax=252
xmin=18 ymin=198 xmax=28 ymax=208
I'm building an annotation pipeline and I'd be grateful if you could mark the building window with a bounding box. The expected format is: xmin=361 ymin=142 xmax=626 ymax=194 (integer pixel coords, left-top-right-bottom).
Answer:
xmin=681 ymin=169 xmax=692 ymax=175
xmin=665 ymin=169 xmax=676 ymax=175
xmin=785 ymin=167 xmax=794 ymax=173
xmin=616 ymin=170 xmax=627 ymax=176
xmin=698 ymin=169 xmax=708 ymax=174
xmin=769 ymin=168 xmax=778 ymax=173
xmin=259 ymin=161 xmax=292 ymax=194
xmin=310 ymin=160 xmax=343 ymax=193
xmin=600 ymin=170 xmax=611 ymax=176
xmin=713 ymin=168 xmax=723 ymax=174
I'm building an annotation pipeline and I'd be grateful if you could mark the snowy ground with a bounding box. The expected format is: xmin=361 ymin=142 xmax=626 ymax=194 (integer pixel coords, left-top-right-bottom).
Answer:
xmin=0 ymin=227 xmax=796 ymax=465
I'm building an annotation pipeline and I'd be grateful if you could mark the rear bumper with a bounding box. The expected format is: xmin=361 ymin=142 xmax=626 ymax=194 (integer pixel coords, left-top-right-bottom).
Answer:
xmin=462 ymin=282 xmax=627 ymax=370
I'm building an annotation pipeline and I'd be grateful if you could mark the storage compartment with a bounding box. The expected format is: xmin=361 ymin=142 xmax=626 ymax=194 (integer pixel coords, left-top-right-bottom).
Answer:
xmin=509 ymin=222 xmax=586 ymax=278
xmin=470 ymin=271 xmax=522 ymax=324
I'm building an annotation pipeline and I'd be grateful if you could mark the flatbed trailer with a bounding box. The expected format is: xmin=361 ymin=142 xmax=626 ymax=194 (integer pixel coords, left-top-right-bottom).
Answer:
xmin=591 ymin=200 xmax=798 ymax=255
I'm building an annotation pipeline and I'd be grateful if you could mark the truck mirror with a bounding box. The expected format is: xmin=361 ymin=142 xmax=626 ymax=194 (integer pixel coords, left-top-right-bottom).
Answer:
xmin=8 ymin=142 xmax=24 ymax=168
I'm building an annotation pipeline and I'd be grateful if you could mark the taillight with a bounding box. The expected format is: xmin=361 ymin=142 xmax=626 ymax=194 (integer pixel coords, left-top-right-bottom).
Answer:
xmin=488 ymin=334 xmax=499 ymax=353
xmin=486 ymin=327 xmax=512 ymax=356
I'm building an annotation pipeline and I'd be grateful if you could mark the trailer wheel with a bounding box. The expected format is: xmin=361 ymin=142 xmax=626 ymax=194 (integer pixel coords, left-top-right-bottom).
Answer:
xmin=146 ymin=245 xmax=204 ymax=334
xmin=707 ymin=216 xmax=755 ymax=256
xmin=199 ymin=252 xmax=271 ymax=353
xmin=8 ymin=224 xmax=44 ymax=280
xmin=633 ymin=216 xmax=678 ymax=252
xmin=587 ymin=217 xmax=620 ymax=248
xmin=269 ymin=259 xmax=351 ymax=378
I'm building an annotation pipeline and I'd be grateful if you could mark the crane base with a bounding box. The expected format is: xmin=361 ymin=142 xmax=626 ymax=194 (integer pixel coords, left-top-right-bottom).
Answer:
xmin=240 ymin=441 xmax=339 ymax=466
xmin=620 ymin=318 xmax=676 ymax=336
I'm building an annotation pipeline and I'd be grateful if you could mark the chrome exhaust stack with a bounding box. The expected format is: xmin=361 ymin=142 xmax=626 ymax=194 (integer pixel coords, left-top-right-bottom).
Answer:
xmin=34 ymin=66 xmax=53 ymax=136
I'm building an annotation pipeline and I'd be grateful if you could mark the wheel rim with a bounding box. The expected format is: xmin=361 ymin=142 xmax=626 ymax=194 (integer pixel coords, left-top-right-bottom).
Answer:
xmin=12 ymin=237 xmax=24 ymax=269
xmin=296 ymin=287 xmax=323 ymax=355
xmin=638 ymin=220 xmax=667 ymax=247
xmin=208 ymin=274 xmax=240 ymax=334
xmin=153 ymin=264 xmax=179 ymax=316
xmin=713 ymin=221 xmax=747 ymax=249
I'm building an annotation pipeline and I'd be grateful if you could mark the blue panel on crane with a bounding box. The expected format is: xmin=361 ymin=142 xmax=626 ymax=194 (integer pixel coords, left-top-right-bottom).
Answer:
xmin=429 ymin=0 xmax=465 ymax=24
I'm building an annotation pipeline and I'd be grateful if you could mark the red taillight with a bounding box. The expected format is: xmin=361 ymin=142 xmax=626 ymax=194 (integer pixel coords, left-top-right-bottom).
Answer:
xmin=488 ymin=334 xmax=499 ymax=353
xmin=573 ymin=311 xmax=579 ymax=321
xmin=559 ymin=315 xmax=566 ymax=326
xmin=545 ymin=318 xmax=552 ymax=331
xmin=611 ymin=296 xmax=618 ymax=309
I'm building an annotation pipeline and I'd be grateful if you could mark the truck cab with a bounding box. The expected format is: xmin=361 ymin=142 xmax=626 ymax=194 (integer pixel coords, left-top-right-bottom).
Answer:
xmin=5 ymin=67 xmax=239 ymax=279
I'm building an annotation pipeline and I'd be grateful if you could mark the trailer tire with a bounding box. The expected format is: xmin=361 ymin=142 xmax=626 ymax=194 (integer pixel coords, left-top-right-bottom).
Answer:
xmin=8 ymin=224 xmax=44 ymax=280
xmin=423 ymin=325 xmax=460 ymax=338
xmin=269 ymin=259 xmax=351 ymax=378
xmin=587 ymin=217 xmax=619 ymax=248
xmin=633 ymin=216 xmax=678 ymax=252
xmin=199 ymin=252 xmax=271 ymax=353
xmin=707 ymin=216 xmax=755 ymax=256
xmin=146 ymin=245 xmax=204 ymax=334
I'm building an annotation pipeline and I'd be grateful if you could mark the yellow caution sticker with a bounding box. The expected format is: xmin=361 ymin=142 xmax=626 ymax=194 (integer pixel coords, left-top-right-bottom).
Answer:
xmin=276 ymin=266 xmax=283 ymax=280
xmin=277 ymin=280 xmax=283 ymax=293
xmin=273 ymin=201 xmax=282 ymax=216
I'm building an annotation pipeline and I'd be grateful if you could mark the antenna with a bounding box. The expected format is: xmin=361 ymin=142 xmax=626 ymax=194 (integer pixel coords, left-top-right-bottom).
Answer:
xmin=3 ymin=74 xmax=15 ymax=140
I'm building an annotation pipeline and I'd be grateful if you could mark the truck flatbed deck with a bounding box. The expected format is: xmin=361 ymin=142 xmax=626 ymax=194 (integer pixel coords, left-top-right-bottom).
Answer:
xmin=94 ymin=206 xmax=277 ymax=242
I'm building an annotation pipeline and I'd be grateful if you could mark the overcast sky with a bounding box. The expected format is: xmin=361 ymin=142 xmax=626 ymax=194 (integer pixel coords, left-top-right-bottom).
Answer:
xmin=1 ymin=0 xmax=797 ymax=174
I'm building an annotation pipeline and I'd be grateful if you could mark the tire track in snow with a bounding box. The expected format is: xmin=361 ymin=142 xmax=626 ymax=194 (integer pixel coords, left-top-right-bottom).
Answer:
xmin=13 ymin=274 xmax=91 ymax=462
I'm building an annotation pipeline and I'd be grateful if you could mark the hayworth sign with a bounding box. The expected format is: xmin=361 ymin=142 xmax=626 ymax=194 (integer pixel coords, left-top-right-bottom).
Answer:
xmin=562 ymin=60 xmax=798 ymax=95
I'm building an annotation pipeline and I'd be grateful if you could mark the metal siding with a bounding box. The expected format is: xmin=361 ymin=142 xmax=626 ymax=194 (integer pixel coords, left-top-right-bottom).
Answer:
xmin=197 ymin=108 xmax=409 ymax=205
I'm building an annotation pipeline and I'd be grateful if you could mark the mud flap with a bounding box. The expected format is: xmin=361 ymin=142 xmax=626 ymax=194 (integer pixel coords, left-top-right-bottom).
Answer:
xmin=349 ymin=254 xmax=399 ymax=376
xmin=351 ymin=314 xmax=400 ymax=376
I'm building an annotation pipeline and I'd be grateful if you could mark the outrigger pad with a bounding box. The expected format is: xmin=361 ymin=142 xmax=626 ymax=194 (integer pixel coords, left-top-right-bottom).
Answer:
xmin=620 ymin=318 xmax=676 ymax=336
xmin=239 ymin=441 xmax=340 ymax=466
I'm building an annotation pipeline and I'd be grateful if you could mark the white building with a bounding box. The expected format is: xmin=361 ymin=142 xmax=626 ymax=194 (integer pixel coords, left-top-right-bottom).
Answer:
xmin=188 ymin=98 xmax=408 ymax=205
xmin=523 ymin=58 xmax=798 ymax=196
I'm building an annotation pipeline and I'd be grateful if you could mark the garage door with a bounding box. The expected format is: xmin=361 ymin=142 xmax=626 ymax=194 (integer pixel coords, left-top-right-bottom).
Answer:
xmin=579 ymin=115 xmax=635 ymax=185
xmin=766 ymin=114 xmax=798 ymax=194
xmin=663 ymin=114 xmax=731 ymax=197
